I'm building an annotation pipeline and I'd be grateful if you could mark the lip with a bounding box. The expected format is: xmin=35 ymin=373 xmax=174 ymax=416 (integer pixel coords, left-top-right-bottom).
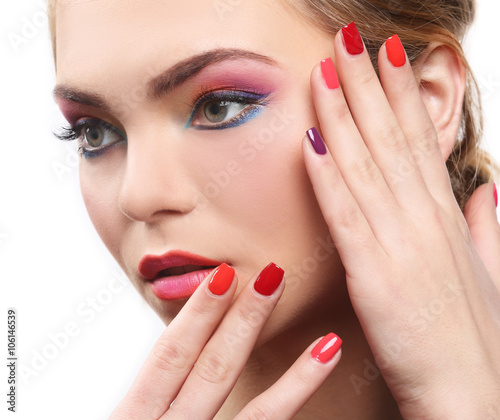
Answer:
xmin=138 ymin=250 xmax=224 ymax=300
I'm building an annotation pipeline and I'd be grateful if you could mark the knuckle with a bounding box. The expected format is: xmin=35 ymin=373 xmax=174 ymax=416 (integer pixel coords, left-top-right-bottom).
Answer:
xmin=354 ymin=155 xmax=381 ymax=184
xmin=379 ymin=125 xmax=407 ymax=152
xmin=239 ymin=403 xmax=276 ymax=420
xmin=327 ymin=203 xmax=364 ymax=232
xmin=411 ymin=126 xmax=438 ymax=156
xmin=236 ymin=300 xmax=267 ymax=328
xmin=153 ymin=338 xmax=190 ymax=374
xmin=188 ymin=299 xmax=213 ymax=319
xmin=288 ymin=367 xmax=311 ymax=390
xmin=332 ymin=103 xmax=352 ymax=123
xmin=398 ymin=75 xmax=418 ymax=97
xmin=194 ymin=350 xmax=231 ymax=385
xmin=357 ymin=69 xmax=377 ymax=87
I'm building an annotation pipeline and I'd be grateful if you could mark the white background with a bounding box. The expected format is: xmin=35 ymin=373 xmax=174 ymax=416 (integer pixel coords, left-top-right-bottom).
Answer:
xmin=1 ymin=1 xmax=500 ymax=419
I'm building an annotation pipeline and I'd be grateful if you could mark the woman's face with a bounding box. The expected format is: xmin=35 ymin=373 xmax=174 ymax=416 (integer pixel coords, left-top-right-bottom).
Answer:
xmin=55 ymin=0 xmax=345 ymax=337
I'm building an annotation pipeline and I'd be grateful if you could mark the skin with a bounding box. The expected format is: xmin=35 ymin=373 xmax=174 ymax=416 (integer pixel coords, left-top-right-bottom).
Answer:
xmin=53 ymin=0 xmax=500 ymax=418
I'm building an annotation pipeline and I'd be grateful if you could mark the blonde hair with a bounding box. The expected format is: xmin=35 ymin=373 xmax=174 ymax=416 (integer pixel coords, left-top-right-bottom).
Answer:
xmin=48 ymin=0 xmax=499 ymax=211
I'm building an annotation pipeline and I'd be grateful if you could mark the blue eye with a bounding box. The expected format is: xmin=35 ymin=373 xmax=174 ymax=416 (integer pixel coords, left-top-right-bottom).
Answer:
xmin=55 ymin=119 xmax=126 ymax=158
xmin=186 ymin=90 xmax=270 ymax=130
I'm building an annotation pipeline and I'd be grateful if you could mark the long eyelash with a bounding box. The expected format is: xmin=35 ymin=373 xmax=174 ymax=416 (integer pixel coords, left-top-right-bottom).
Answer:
xmin=186 ymin=85 xmax=270 ymax=129
xmin=53 ymin=125 xmax=79 ymax=142
xmin=188 ymin=84 xmax=263 ymax=108
xmin=53 ymin=120 xmax=126 ymax=159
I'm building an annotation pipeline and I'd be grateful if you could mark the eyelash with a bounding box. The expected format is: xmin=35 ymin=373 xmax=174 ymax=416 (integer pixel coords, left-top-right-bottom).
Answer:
xmin=54 ymin=119 xmax=126 ymax=159
xmin=54 ymin=88 xmax=270 ymax=158
xmin=186 ymin=86 xmax=270 ymax=129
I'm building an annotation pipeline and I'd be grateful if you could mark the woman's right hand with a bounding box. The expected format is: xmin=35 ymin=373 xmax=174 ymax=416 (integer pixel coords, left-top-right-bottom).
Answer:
xmin=109 ymin=263 xmax=342 ymax=420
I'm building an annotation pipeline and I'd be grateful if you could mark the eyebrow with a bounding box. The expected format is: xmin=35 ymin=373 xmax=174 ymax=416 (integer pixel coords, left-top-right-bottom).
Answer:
xmin=53 ymin=48 xmax=278 ymax=110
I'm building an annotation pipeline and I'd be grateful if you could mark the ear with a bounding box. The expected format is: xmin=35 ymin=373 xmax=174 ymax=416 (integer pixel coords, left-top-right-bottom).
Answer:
xmin=415 ymin=42 xmax=466 ymax=160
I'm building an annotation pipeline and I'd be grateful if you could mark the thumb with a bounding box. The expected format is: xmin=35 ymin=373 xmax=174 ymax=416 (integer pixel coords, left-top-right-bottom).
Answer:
xmin=463 ymin=182 xmax=500 ymax=286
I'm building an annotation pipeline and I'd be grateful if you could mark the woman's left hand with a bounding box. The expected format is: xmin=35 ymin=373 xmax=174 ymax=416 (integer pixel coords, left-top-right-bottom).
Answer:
xmin=302 ymin=24 xmax=500 ymax=418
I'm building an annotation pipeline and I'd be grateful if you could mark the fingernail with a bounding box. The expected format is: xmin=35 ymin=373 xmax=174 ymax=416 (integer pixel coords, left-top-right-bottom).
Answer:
xmin=208 ymin=263 xmax=235 ymax=296
xmin=306 ymin=127 xmax=327 ymax=155
xmin=386 ymin=34 xmax=406 ymax=67
xmin=494 ymin=183 xmax=498 ymax=208
xmin=320 ymin=58 xmax=340 ymax=89
xmin=341 ymin=22 xmax=364 ymax=55
xmin=311 ymin=333 xmax=342 ymax=363
xmin=254 ymin=262 xmax=284 ymax=296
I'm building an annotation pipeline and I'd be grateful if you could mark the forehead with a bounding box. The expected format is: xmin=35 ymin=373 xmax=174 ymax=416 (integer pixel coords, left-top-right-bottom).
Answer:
xmin=55 ymin=0 xmax=321 ymax=86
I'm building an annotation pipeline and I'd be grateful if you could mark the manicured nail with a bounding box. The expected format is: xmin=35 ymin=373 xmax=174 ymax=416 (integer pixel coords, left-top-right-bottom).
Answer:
xmin=386 ymin=34 xmax=406 ymax=67
xmin=306 ymin=127 xmax=327 ymax=155
xmin=320 ymin=58 xmax=339 ymax=89
xmin=494 ymin=183 xmax=498 ymax=208
xmin=208 ymin=263 xmax=235 ymax=296
xmin=342 ymin=22 xmax=364 ymax=55
xmin=311 ymin=333 xmax=342 ymax=363
xmin=254 ymin=262 xmax=284 ymax=296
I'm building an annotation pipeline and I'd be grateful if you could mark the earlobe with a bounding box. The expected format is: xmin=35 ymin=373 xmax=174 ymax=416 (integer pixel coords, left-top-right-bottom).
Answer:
xmin=416 ymin=43 xmax=466 ymax=160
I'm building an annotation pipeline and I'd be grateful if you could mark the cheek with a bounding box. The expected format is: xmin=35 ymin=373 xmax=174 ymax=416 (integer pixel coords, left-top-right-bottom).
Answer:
xmin=188 ymin=91 xmax=329 ymax=267
xmin=79 ymin=159 xmax=127 ymax=266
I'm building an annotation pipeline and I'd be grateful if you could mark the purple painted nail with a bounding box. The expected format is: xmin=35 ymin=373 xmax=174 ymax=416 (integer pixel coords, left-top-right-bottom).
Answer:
xmin=306 ymin=127 xmax=327 ymax=155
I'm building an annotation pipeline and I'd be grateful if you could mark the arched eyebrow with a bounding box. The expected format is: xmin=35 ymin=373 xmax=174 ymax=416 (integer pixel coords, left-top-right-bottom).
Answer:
xmin=53 ymin=48 xmax=279 ymax=110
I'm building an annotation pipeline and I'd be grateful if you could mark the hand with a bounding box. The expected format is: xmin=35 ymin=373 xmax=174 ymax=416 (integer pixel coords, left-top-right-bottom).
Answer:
xmin=464 ymin=183 xmax=500 ymax=290
xmin=302 ymin=25 xmax=500 ymax=418
xmin=109 ymin=263 xmax=342 ymax=420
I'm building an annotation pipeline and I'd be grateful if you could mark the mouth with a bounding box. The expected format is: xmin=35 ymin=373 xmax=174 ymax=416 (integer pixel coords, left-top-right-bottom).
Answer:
xmin=149 ymin=266 xmax=218 ymax=300
xmin=155 ymin=264 xmax=217 ymax=279
xmin=138 ymin=250 xmax=225 ymax=300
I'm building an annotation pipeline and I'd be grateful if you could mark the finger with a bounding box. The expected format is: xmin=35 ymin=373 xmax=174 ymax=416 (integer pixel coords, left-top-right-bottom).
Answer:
xmin=301 ymin=131 xmax=386 ymax=278
xmin=110 ymin=264 xmax=237 ymax=420
xmin=164 ymin=263 xmax=285 ymax=420
xmin=378 ymin=36 xmax=456 ymax=208
xmin=309 ymin=56 xmax=403 ymax=252
xmin=464 ymin=183 xmax=500 ymax=287
xmin=234 ymin=333 xmax=342 ymax=420
xmin=333 ymin=23 xmax=431 ymax=211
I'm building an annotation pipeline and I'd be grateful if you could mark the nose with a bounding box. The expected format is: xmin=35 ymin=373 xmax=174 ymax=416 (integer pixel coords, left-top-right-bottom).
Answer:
xmin=118 ymin=133 xmax=197 ymax=222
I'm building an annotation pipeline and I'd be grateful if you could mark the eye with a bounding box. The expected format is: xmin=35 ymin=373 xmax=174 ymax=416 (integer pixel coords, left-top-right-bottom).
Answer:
xmin=85 ymin=126 xmax=106 ymax=147
xmin=201 ymin=100 xmax=249 ymax=124
xmin=75 ymin=119 xmax=125 ymax=158
xmin=187 ymin=90 xmax=270 ymax=130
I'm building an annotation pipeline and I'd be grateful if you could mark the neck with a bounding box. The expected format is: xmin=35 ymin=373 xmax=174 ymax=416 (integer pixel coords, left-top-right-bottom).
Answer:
xmin=216 ymin=292 xmax=402 ymax=419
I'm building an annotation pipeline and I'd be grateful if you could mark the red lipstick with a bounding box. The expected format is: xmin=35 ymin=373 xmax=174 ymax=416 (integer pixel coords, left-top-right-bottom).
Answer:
xmin=138 ymin=250 xmax=224 ymax=300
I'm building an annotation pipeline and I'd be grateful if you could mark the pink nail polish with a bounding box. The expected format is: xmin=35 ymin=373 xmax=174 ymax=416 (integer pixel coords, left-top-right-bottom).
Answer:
xmin=311 ymin=333 xmax=342 ymax=363
xmin=494 ymin=183 xmax=498 ymax=208
xmin=320 ymin=58 xmax=340 ymax=89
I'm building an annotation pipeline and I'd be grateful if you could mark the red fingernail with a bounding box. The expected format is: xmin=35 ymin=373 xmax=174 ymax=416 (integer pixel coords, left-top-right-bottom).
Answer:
xmin=494 ymin=183 xmax=498 ymax=208
xmin=342 ymin=22 xmax=364 ymax=55
xmin=253 ymin=262 xmax=284 ymax=296
xmin=311 ymin=333 xmax=342 ymax=363
xmin=320 ymin=58 xmax=339 ymax=89
xmin=208 ymin=263 xmax=235 ymax=296
xmin=386 ymin=34 xmax=406 ymax=67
